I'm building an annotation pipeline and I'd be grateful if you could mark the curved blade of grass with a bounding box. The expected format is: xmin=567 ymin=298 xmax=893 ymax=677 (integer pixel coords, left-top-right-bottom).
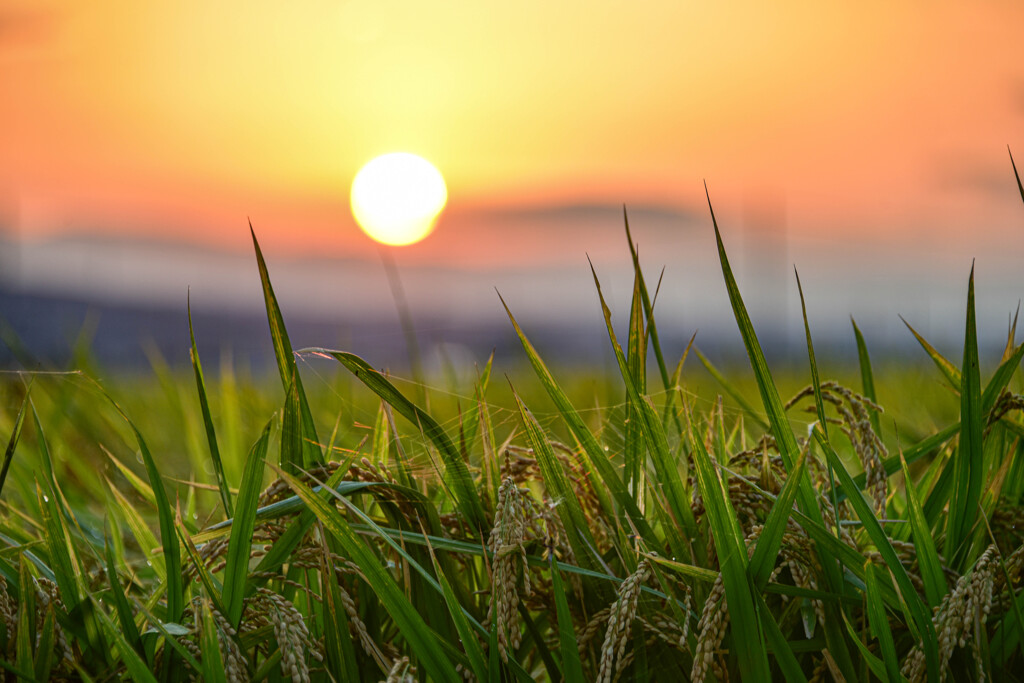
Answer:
xmin=625 ymin=268 xmax=647 ymax=500
xmin=901 ymin=316 xmax=961 ymax=391
xmin=497 ymin=292 xmax=659 ymax=549
xmin=197 ymin=480 xmax=379 ymax=539
xmin=187 ymin=296 xmax=232 ymax=517
xmin=250 ymin=225 xmax=322 ymax=467
xmin=269 ymin=465 xmax=462 ymax=683
xmin=707 ymin=186 xmax=856 ymax=678
xmin=690 ymin=430 xmax=771 ymax=681
xmin=864 ymin=562 xmax=902 ymax=683
xmin=947 ymin=264 xmax=983 ymax=564
xmin=588 ymin=261 xmax=696 ymax=543
xmin=0 ymin=387 xmax=29 ymax=498
xmin=281 ymin=370 xmax=303 ymax=472
xmin=851 ymin=317 xmax=881 ymax=436
xmin=310 ymin=348 xmax=486 ymax=534
xmin=1011 ymin=146 xmax=1024 ymax=205
xmin=898 ymin=453 xmax=946 ymax=607
xmin=109 ymin=400 xmax=183 ymax=624
xmin=222 ymin=418 xmax=271 ymax=628
xmin=624 ymin=207 xmax=672 ymax=392
xmin=814 ymin=428 xmax=939 ymax=679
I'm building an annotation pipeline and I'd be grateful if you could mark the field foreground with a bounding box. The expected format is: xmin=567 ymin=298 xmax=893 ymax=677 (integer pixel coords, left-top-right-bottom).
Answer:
xmin=3 ymin=194 xmax=1024 ymax=682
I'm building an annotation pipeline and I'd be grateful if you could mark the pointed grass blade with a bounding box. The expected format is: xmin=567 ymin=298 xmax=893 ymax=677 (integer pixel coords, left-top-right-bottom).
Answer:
xmin=625 ymin=269 xmax=647 ymax=499
xmin=0 ymin=387 xmax=29 ymax=498
xmin=250 ymin=224 xmax=322 ymax=467
xmin=1011 ymin=146 xmax=1024 ymax=206
xmin=901 ymin=316 xmax=961 ymax=391
xmin=708 ymin=187 xmax=855 ymax=678
xmin=497 ymin=293 xmax=658 ymax=547
xmin=187 ymin=296 xmax=232 ymax=517
xmin=623 ymin=207 xmax=673 ymax=392
xmin=851 ymin=317 xmax=882 ymax=436
xmin=222 ymin=418 xmax=272 ymax=628
xmin=311 ymin=348 xmax=486 ymax=534
xmin=588 ymin=260 xmax=696 ymax=543
xmin=109 ymin=400 xmax=184 ymax=623
xmin=947 ymin=264 xmax=984 ymax=563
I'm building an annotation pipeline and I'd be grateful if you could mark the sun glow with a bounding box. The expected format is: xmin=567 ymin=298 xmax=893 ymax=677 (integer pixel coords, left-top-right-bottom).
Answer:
xmin=350 ymin=153 xmax=448 ymax=246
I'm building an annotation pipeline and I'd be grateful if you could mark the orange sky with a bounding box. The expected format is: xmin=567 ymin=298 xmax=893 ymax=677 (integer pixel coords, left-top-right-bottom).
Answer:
xmin=1 ymin=1 xmax=1023 ymax=266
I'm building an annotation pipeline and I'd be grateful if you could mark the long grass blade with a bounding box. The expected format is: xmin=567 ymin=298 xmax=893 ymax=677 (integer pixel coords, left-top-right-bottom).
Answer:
xmin=187 ymin=296 xmax=232 ymax=517
xmin=250 ymin=225 xmax=322 ymax=467
xmin=589 ymin=261 xmax=697 ymax=544
xmin=947 ymin=264 xmax=984 ymax=563
xmin=707 ymin=185 xmax=856 ymax=677
xmin=0 ymin=387 xmax=29 ymax=498
xmin=1011 ymin=146 xmax=1024 ymax=206
xmin=311 ymin=347 xmax=486 ymax=534
xmin=851 ymin=317 xmax=882 ymax=436
xmin=222 ymin=418 xmax=271 ymax=628
xmin=901 ymin=316 xmax=961 ymax=391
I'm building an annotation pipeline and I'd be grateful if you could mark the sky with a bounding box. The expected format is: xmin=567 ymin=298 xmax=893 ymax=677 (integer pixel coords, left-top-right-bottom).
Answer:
xmin=2 ymin=1 xmax=1024 ymax=362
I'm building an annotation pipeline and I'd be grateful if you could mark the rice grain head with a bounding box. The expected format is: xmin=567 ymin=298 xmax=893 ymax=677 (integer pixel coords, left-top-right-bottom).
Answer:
xmin=596 ymin=559 xmax=651 ymax=683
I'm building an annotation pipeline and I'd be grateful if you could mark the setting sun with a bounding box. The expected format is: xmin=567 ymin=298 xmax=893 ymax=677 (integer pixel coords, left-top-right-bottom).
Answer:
xmin=350 ymin=153 xmax=448 ymax=246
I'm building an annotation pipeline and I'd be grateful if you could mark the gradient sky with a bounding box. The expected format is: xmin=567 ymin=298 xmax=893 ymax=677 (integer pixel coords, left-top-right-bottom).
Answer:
xmin=2 ymin=1 xmax=1022 ymax=261
xmin=2 ymin=1 xmax=1024 ymax=361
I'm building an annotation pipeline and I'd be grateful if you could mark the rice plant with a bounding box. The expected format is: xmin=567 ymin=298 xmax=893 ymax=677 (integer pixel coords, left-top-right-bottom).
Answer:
xmin=2 ymin=157 xmax=1024 ymax=681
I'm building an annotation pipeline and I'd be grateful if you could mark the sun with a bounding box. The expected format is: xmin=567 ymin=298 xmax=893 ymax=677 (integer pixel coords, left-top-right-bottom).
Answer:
xmin=350 ymin=153 xmax=448 ymax=246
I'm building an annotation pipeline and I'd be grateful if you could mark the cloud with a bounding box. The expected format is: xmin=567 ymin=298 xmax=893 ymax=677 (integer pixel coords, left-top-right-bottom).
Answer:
xmin=482 ymin=202 xmax=701 ymax=230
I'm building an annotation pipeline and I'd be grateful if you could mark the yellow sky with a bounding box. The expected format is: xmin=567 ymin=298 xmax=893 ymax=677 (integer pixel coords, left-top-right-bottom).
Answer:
xmin=1 ymin=1 xmax=1022 ymax=263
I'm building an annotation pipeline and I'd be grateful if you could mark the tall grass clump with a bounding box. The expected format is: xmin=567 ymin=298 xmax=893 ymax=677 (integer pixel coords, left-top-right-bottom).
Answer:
xmin=1 ymin=155 xmax=1024 ymax=681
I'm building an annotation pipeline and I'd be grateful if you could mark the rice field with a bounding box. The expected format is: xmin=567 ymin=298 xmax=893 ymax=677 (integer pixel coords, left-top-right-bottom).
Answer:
xmin=2 ymin=168 xmax=1024 ymax=681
